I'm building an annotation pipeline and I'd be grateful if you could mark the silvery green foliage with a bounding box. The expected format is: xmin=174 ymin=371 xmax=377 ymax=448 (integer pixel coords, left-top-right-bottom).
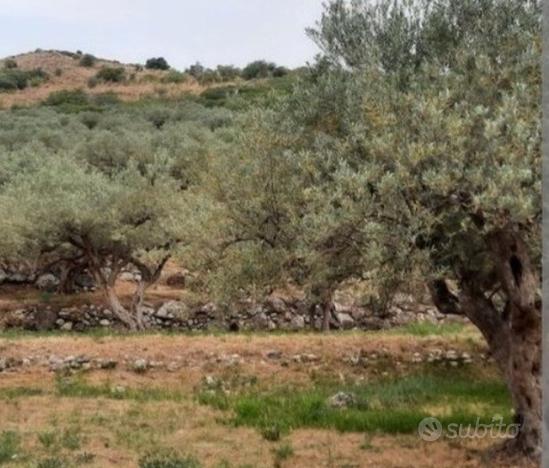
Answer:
xmin=0 ymin=101 xmax=232 ymax=271
xmin=197 ymin=0 xmax=540 ymax=303
xmin=302 ymin=0 xmax=541 ymax=283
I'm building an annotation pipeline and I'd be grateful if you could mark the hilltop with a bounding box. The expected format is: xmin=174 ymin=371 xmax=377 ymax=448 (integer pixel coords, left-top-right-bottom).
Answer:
xmin=0 ymin=50 xmax=300 ymax=110
xmin=0 ymin=49 xmax=204 ymax=108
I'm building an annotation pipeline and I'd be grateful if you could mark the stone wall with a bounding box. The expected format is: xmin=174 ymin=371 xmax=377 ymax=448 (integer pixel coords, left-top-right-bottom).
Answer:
xmin=1 ymin=294 xmax=463 ymax=333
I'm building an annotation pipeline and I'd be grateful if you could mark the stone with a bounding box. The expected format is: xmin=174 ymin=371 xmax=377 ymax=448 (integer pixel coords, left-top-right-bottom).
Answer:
xmin=326 ymin=391 xmax=358 ymax=409
xmin=156 ymin=301 xmax=190 ymax=320
xmin=0 ymin=268 xmax=6 ymax=283
xmin=265 ymin=295 xmax=287 ymax=314
xmin=167 ymin=362 xmax=179 ymax=372
xmin=131 ymin=359 xmax=148 ymax=373
xmin=336 ymin=312 xmax=355 ymax=329
xmin=290 ymin=315 xmax=305 ymax=330
xmin=35 ymin=273 xmax=60 ymax=290
xmin=120 ymin=272 xmax=137 ymax=282
xmin=98 ymin=359 xmax=118 ymax=370
xmin=302 ymin=353 xmax=320 ymax=363
xmin=99 ymin=319 xmax=110 ymax=327
xmin=60 ymin=322 xmax=73 ymax=331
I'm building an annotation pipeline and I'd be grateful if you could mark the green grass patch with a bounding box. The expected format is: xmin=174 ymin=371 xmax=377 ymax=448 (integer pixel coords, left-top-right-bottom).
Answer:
xmin=55 ymin=375 xmax=184 ymax=402
xmin=198 ymin=370 xmax=511 ymax=436
xmin=0 ymin=430 xmax=21 ymax=464
xmin=0 ymin=386 xmax=44 ymax=399
xmin=388 ymin=321 xmax=466 ymax=336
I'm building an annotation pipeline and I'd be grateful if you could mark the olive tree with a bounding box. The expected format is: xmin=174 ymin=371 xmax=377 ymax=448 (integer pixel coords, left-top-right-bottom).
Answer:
xmin=304 ymin=0 xmax=541 ymax=456
xmin=0 ymin=145 xmax=192 ymax=330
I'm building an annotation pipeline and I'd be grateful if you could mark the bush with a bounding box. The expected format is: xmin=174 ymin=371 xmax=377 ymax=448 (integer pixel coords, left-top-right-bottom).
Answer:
xmin=92 ymin=92 xmax=120 ymax=106
xmin=79 ymin=54 xmax=96 ymax=67
xmin=44 ymin=89 xmax=89 ymax=107
xmin=242 ymin=60 xmax=277 ymax=80
xmin=3 ymin=59 xmax=17 ymax=69
xmin=272 ymin=66 xmax=289 ymax=78
xmin=95 ymin=66 xmax=125 ymax=83
xmin=161 ymin=70 xmax=188 ymax=84
xmin=145 ymin=57 xmax=170 ymax=70
xmin=80 ymin=112 xmax=100 ymax=129
xmin=216 ymin=65 xmax=241 ymax=81
xmin=0 ymin=68 xmax=48 ymax=92
xmin=186 ymin=62 xmax=204 ymax=79
xmin=198 ymin=69 xmax=221 ymax=85
xmin=54 ymin=68 xmax=63 ymax=77
xmin=87 ymin=76 xmax=98 ymax=88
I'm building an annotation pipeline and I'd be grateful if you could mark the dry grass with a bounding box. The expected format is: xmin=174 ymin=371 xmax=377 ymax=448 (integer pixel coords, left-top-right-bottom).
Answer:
xmin=0 ymin=50 xmax=206 ymax=108
xmin=0 ymin=331 xmax=533 ymax=467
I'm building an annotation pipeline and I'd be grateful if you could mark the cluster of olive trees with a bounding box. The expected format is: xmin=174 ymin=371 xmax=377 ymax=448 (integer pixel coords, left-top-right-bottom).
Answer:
xmin=0 ymin=101 xmax=233 ymax=330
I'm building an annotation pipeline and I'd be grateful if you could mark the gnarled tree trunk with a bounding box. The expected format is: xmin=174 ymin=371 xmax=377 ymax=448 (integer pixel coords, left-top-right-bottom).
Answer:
xmin=321 ymin=290 xmax=335 ymax=332
xmin=429 ymin=226 xmax=541 ymax=457
xmin=488 ymin=227 xmax=541 ymax=456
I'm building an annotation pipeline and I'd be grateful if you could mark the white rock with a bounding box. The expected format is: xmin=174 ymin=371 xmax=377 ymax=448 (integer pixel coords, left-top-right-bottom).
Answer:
xmin=35 ymin=273 xmax=60 ymax=290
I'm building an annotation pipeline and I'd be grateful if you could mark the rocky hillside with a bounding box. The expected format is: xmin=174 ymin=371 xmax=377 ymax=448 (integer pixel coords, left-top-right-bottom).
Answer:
xmin=0 ymin=49 xmax=204 ymax=108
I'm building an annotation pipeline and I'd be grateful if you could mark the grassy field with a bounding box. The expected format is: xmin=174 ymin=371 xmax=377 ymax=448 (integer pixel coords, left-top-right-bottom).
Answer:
xmin=0 ymin=325 xmax=530 ymax=467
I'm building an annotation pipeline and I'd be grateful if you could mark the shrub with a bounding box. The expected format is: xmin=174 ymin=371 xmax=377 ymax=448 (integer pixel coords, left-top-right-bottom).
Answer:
xmin=95 ymin=66 xmax=125 ymax=83
xmin=80 ymin=112 xmax=100 ymax=129
xmin=44 ymin=89 xmax=89 ymax=107
xmin=162 ymin=70 xmax=188 ymax=84
xmin=79 ymin=54 xmax=96 ymax=67
xmin=272 ymin=66 xmax=289 ymax=78
xmin=186 ymin=62 xmax=204 ymax=79
xmin=145 ymin=57 xmax=170 ymax=70
xmin=3 ymin=59 xmax=17 ymax=69
xmin=261 ymin=424 xmax=282 ymax=441
xmin=92 ymin=92 xmax=120 ymax=106
xmin=198 ymin=69 xmax=221 ymax=85
xmin=0 ymin=68 xmax=48 ymax=92
xmin=87 ymin=76 xmax=98 ymax=88
xmin=54 ymin=68 xmax=63 ymax=77
xmin=216 ymin=65 xmax=241 ymax=81
xmin=242 ymin=60 xmax=277 ymax=80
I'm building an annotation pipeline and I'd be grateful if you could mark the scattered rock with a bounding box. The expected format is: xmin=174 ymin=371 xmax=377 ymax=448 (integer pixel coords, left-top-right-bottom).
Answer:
xmin=131 ymin=359 xmax=148 ymax=373
xmin=326 ymin=391 xmax=358 ymax=409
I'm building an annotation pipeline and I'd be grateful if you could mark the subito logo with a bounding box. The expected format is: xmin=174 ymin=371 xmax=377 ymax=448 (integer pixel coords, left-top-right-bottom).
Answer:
xmin=418 ymin=417 xmax=443 ymax=441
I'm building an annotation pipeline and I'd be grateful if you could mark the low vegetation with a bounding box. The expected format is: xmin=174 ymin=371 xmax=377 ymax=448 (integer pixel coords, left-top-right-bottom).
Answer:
xmin=0 ymin=67 xmax=48 ymax=91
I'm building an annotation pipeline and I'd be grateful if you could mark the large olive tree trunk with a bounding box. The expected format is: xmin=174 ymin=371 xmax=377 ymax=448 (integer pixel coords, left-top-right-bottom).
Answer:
xmin=429 ymin=227 xmax=541 ymax=457
xmin=487 ymin=228 xmax=541 ymax=456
